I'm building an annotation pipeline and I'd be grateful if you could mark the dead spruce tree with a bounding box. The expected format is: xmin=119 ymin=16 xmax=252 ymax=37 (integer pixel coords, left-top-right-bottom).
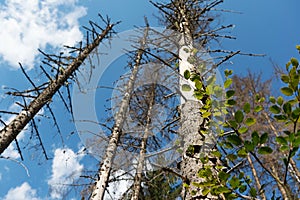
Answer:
xmin=0 ymin=17 xmax=116 ymax=155
xmin=128 ymin=63 xmax=180 ymax=200
xmin=90 ymin=22 xmax=150 ymax=200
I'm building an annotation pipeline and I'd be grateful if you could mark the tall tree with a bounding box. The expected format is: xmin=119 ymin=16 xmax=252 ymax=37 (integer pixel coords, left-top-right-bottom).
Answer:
xmin=90 ymin=22 xmax=150 ymax=200
xmin=151 ymin=0 xmax=236 ymax=199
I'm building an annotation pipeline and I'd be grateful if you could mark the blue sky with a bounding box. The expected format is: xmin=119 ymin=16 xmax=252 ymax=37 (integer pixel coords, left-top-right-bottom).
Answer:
xmin=0 ymin=0 xmax=300 ymax=199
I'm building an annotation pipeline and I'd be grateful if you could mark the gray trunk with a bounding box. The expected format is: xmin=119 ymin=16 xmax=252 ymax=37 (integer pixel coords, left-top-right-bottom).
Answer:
xmin=131 ymin=82 xmax=156 ymax=200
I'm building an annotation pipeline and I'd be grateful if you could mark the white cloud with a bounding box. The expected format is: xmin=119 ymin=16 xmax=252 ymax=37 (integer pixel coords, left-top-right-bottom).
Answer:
xmin=1 ymin=104 xmax=28 ymax=159
xmin=104 ymin=170 xmax=133 ymax=200
xmin=48 ymin=148 xmax=84 ymax=199
xmin=0 ymin=173 xmax=2 ymax=181
xmin=3 ymin=182 xmax=41 ymax=200
xmin=0 ymin=0 xmax=87 ymax=69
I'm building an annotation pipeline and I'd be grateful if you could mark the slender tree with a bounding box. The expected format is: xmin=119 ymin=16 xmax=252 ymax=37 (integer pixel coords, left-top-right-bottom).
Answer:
xmin=90 ymin=22 xmax=150 ymax=200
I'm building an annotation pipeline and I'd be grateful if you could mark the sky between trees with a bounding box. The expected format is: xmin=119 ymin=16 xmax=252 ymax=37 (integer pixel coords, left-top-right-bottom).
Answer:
xmin=0 ymin=0 xmax=299 ymax=199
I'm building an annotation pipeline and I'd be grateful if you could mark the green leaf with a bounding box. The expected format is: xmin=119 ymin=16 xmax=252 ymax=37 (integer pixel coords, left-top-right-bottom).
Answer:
xmin=227 ymin=135 xmax=242 ymax=146
xmin=215 ymin=186 xmax=231 ymax=194
xmin=291 ymin=57 xmax=299 ymax=66
xmin=238 ymin=127 xmax=248 ymax=134
xmin=281 ymin=74 xmax=290 ymax=83
xmin=211 ymin=150 xmax=222 ymax=158
xmin=195 ymin=79 xmax=202 ymax=90
xmin=286 ymin=61 xmax=291 ymax=70
xmin=229 ymin=176 xmax=241 ymax=189
xmin=292 ymin=108 xmax=300 ymax=119
xmin=280 ymin=145 xmax=289 ymax=151
xmin=269 ymin=105 xmax=281 ymax=114
xmin=239 ymin=185 xmax=247 ymax=193
xmin=226 ymin=154 xmax=237 ymax=161
xmin=244 ymin=140 xmax=255 ymax=152
xmin=291 ymin=147 xmax=299 ymax=157
xmin=238 ymin=172 xmax=244 ymax=179
xmin=260 ymin=132 xmax=268 ymax=144
xmin=218 ymin=171 xmax=230 ymax=181
xmin=224 ymin=69 xmax=233 ymax=77
xmin=213 ymin=85 xmax=223 ymax=97
xmin=277 ymin=96 xmax=284 ymax=106
xmin=237 ymin=148 xmax=247 ymax=158
xmin=281 ymin=87 xmax=293 ymax=96
xmin=245 ymin=118 xmax=256 ymax=126
xmin=258 ymin=146 xmax=273 ymax=154
xmin=227 ymin=99 xmax=236 ymax=106
xmin=296 ymin=45 xmax=300 ymax=51
xmin=283 ymin=102 xmax=292 ymax=114
xmin=252 ymin=131 xmax=260 ymax=146
xmin=269 ymin=96 xmax=276 ymax=104
xmin=226 ymin=90 xmax=235 ymax=99
xmin=202 ymin=111 xmax=211 ymax=118
xmin=184 ymin=70 xmax=190 ymax=79
xmin=228 ymin=120 xmax=238 ymax=129
xmin=274 ymin=114 xmax=288 ymax=121
xmin=289 ymin=132 xmax=295 ymax=142
xmin=224 ymin=78 xmax=232 ymax=89
xmin=250 ymin=187 xmax=257 ymax=197
xmin=182 ymin=84 xmax=191 ymax=91
xmin=243 ymin=103 xmax=251 ymax=113
xmin=235 ymin=110 xmax=244 ymax=123
xmin=190 ymin=74 xmax=201 ymax=81
xmin=202 ymin=188 xmax=210 ymax=196
xmin=254 ymin=105 xmax=263 ymax=112
xmin=293 ymin=137 xmax=300 ymax=146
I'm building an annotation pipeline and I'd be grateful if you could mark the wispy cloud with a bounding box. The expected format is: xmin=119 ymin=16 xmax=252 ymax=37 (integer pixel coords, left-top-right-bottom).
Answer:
xmin=2 ymin=182 xmax=41 ymax=200
xmin=0 ymin=0 xmax=87 ymax=69
xmin=48 ymin=148 xmax=84 ymax=199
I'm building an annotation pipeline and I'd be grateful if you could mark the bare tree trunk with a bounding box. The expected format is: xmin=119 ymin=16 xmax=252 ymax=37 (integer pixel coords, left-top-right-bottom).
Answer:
xmin=90 ymin=25 xmax=149 ymax=200
xmin=247 ymin=155 xmax=266 ymax=200
xmin=0 ymin=23 xmax=114 ymax=155
xmin=131 ymin=82 xmax=156 ymax=200
xmin=270 ymin=165 xmax=293 ymax=200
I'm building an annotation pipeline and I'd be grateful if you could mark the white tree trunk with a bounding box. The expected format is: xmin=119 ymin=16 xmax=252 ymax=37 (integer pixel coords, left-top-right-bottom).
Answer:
xmin=177 ymin=6 xmax=217 ymax=198
xmin=91 ymin=26 xmax=149 ymax=200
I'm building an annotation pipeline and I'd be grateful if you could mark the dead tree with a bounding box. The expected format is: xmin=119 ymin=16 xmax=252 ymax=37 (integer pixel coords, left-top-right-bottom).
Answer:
xmin=0 ymin=17 xmax=116 ymax=155
xmin=90 ymin=22 xmax=150 ymax=200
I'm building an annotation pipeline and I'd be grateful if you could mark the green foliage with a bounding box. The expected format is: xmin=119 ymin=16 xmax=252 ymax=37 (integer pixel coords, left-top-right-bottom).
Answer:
xmin=182 ymin=45 xmax=300 ymax=199
xmin=182 ymin=84 xmax=191 ymax=91
xmin=142 ymin=170 xmax=181 ymax=200
xmin=184 ymin=70 xmax=191 ymax=79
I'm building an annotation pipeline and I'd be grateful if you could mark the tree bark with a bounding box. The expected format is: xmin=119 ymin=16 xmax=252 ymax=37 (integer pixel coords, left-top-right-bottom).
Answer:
xmin=174 ymin=2 xmax=218 ymax=199
xmin=247 ymin=155 xmax=267 ymax=200
xmin=90 ymin=25 xmax=149 ymax=200
xmin=0 ymin=23 xmax=114 ymax=155
xmin=131 ymin=82 xmax=156 ymax=200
